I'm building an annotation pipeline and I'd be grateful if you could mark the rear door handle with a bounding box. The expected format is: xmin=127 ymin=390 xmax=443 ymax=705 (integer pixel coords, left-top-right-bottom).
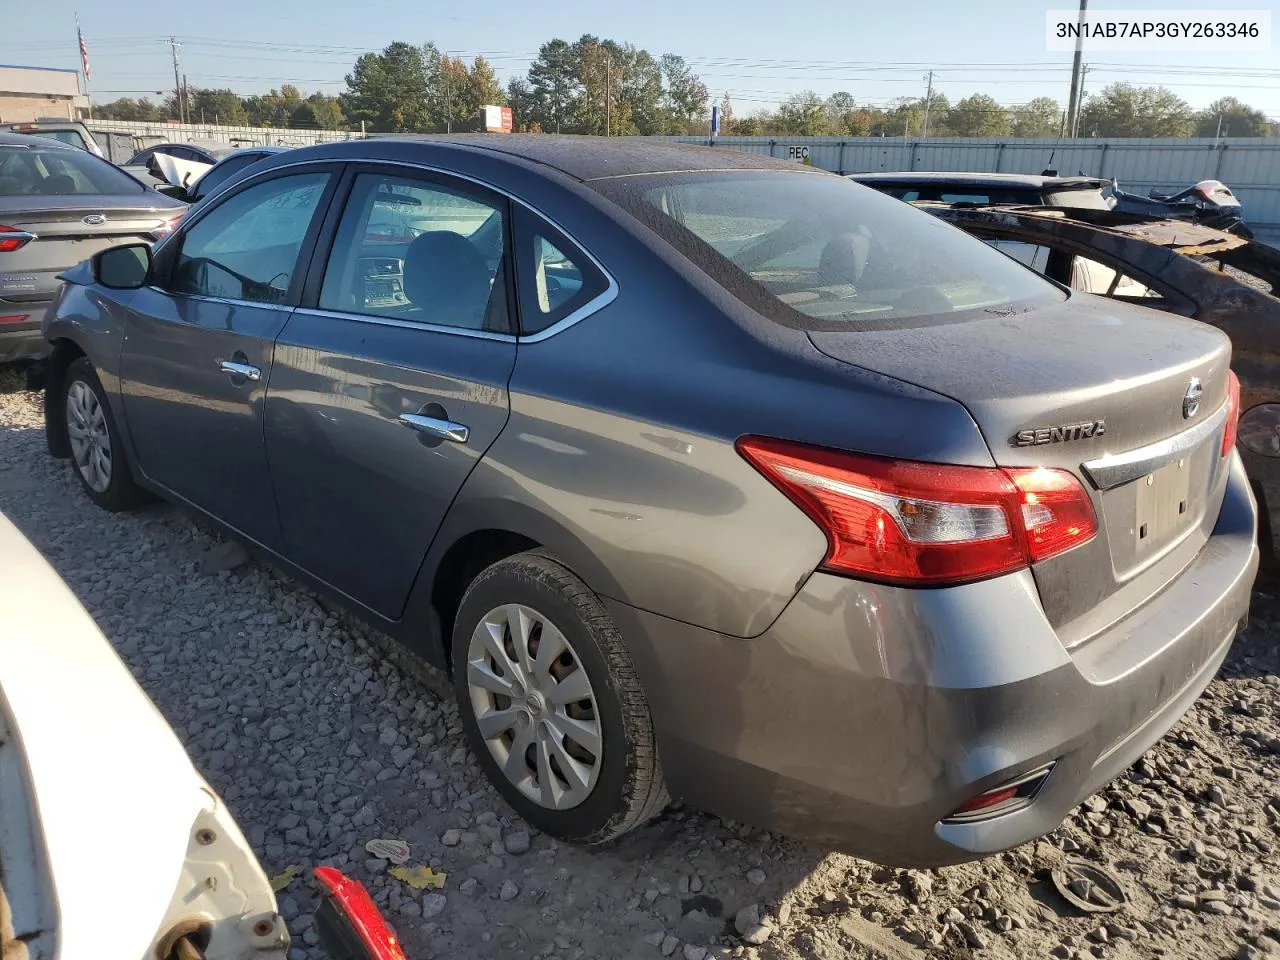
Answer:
xmin=219 ymin=360 xmax=261 ymax=382
xmin=398 ymin=413 xmax=469 ymax=444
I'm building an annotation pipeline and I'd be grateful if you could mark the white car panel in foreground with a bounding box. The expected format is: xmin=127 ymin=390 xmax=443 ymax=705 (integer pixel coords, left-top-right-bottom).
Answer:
xmin=0 ymin=513 xmax=287 ymax=960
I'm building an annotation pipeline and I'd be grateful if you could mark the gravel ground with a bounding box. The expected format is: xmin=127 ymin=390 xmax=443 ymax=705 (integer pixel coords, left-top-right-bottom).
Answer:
xmin=3 ymin=379 xmax=1279 ymax=960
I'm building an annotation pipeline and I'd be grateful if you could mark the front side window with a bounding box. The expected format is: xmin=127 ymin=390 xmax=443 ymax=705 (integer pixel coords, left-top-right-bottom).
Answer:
xmin=319 ymin=173 xmax=507 ymax=331
xmin=594 ymin=171 xmax=1063 ymax=330
xmin=170 ymin=172 xmax=329 ymax=304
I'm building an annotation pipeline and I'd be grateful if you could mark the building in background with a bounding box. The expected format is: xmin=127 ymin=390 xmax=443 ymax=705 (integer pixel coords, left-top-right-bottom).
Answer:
xmin=0 ymin=65 xmax=88 ymax=122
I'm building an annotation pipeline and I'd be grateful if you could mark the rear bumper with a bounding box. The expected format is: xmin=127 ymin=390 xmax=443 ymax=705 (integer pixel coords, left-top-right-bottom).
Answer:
xmin=0 ymin=301 xmax=51 ymax=363
xmin=611 ymin=452 xmax=1258 ymax=867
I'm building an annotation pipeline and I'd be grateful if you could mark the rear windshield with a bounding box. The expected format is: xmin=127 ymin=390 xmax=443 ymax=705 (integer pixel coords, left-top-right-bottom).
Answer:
xmin=0 ymin=144 xmax=145 ymax=197
xmin=22 ymin=129 xmax=89 ymax=151
xmin=594 ymin=171 xmax=1063 ymax=330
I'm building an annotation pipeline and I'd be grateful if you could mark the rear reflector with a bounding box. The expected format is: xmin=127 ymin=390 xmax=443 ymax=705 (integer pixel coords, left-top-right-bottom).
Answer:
xmin=943 ymin=763 xmax=1056 ymax=823
xmin=737 ymin=438 xmax=1097 ymax=586
xmin=0 ymin=225 xmax=35 ymax=253
xmin=0 ymin=315 xmax=30 ymax=324
xmin=1222 ymin=370 xmax=1241 ymax=457
xmin=313 ymin=867 xmax=406 ymax=960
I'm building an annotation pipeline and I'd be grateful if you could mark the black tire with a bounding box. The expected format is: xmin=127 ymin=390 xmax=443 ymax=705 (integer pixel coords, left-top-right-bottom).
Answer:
xmin=451 ymin=551 xmax=668 ymax=844
xmin=63 ymin=357 xmax=148 ymax=512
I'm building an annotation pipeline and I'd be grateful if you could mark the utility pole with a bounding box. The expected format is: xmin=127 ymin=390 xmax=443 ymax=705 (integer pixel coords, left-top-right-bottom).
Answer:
xmin=1065 ymin=0 xmax=1088 ymax=137
xmin=1071 ymin=64 xmax=1090 ymax=137
xmin=170 ymin=37 xmax=184 ymax=124
xmin=921 ymin=70 xmax=934 ymax=139
xmin=183 ymin=73 xmax=190 ymax=126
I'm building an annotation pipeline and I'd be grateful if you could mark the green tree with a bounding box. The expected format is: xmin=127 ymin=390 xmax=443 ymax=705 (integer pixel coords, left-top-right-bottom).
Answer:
xmin=469 ymin=56 xmax=505 ymax=109
xmin=947 ymin=94 xmax=1011 ymax=137
xmin=734 ymin=114 xmax=762 ymax=136
xmin=506 ymin=78 xmax=536 ymax=131
xmin=777 ymin=90 xmax=830 ymax=136
xmin=1194 ymin=96 xmax=1271 ymax=137
xmin=620 ymin=48 xmax=665 ymax=135
xmin=659 ymin=53 xmax=708 ymax=134
xmin=341 ymin=41 xmax=429 ymax=132
xmin=184 ymin=88 xmax=247 ymax=125
xmin=94 ymin=97 xmax=165 ymax=121
xmin=1078 ymin=83 xmax=1194 ymax=137
xmin=526 ymin=38 xmax=581 ymax=133
xmin=1011 ymin=97 xmax=1062 ymax=137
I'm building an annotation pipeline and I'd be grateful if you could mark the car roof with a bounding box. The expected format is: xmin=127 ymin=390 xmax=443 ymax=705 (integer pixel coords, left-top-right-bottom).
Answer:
xmin=0 ymin=130 xmax=79 ymax=150
xmin=850 ymin=171 xmax=1108 ymax=190
xmin=306 ymin=134 xmax=823 ymax=182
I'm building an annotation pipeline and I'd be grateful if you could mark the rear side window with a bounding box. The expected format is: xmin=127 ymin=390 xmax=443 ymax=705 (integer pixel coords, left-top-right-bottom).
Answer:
xmin=513 ymin=211 xmax=609 ymax=335
xmin=0 ymin=145 xmax=144 ymax=196
xmin=594 ymin=172 xmax=1061 ymax=330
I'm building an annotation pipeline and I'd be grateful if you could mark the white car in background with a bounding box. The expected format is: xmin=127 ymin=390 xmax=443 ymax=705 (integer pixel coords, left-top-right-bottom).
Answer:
xmin=0 ymin=512 xmax=288 ymax=960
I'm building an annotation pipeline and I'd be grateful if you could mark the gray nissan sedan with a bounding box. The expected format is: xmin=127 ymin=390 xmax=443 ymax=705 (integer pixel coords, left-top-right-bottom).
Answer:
xmin=41 ymin=136 xmax=1258 ymax=867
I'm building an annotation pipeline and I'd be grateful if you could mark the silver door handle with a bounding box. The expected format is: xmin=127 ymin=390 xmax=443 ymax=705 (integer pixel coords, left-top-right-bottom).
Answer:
xmin=398 ymin=413 xmax=469 ymax=443
xmin=219 ymin=360 xmax=261 ymax=381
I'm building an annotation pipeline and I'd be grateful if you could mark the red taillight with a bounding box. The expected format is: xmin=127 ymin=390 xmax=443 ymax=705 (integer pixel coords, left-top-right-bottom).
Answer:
xmin=0 ymin=314 xmax=30 ymax=324
xmin=1222 ymin=370 xmax=1240 ymax=457
xmin=737 ymin=437 xmax=1097 ymax=586
xmin=150 ymin=213 xmax=184 ymax=241
xmin=0 ymin=225 xmax=35 ymax=253
xmin=313 ymin=867 xmax=406 ymax=960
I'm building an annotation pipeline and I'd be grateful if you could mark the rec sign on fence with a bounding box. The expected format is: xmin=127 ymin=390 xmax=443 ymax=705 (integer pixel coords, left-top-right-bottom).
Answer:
xmin=786 ymin=145 xmax=811 ymax=164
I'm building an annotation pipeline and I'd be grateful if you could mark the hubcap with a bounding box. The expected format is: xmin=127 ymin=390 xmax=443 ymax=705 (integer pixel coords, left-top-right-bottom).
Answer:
xmin=66 ymin=379 xmax=112 ymax=493
xmin=466 ymin=603 xmax=602 ymax=810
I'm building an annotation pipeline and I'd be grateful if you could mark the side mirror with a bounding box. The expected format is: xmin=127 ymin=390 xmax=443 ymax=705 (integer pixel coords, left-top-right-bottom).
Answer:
xmin=95 ymin=243 xmax=152 ymax=290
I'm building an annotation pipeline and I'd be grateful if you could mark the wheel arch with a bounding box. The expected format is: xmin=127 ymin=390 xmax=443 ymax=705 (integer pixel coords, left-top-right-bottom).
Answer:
xmin=399 ymin=496 xmax=625 ymax=673
xmin=43 ymin=338 xmax=87 ymax=459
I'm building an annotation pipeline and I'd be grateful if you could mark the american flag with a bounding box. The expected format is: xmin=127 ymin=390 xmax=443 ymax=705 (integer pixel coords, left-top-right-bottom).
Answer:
xmin=76 ymin=17 xmax=91 ymax=81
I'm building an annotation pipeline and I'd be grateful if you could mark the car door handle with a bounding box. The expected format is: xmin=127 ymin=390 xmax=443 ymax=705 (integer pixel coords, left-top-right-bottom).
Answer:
xmin=398 ymin=413 xmax=469 ymax=444
xmin=219 ymin=360 xmax=261 ymax=381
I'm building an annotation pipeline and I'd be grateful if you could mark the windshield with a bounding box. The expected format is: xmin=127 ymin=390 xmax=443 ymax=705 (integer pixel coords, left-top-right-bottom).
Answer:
xmin=595 ymin=171 xmax=1063 ymax=329
xmin=0 ymin=144 xmax=146 ymax=197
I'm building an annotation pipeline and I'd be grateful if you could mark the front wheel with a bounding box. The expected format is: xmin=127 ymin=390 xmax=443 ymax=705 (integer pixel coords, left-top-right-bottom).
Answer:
xmin=452 ymin=551 xmax=668 ymax=844
xmin=63 ymin=357 xmax=148 ymax=511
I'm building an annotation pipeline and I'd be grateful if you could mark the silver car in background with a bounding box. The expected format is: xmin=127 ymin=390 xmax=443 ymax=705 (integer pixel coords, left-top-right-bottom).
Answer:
xmin=0 ymin=132 xmax=184 ymax=363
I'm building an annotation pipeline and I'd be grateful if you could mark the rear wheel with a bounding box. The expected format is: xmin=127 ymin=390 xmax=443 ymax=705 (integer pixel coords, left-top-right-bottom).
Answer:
xmin=452 ymin=551 xmax=668 ymax=843
xmin=64 ymin=357 xmax=147 ymax=511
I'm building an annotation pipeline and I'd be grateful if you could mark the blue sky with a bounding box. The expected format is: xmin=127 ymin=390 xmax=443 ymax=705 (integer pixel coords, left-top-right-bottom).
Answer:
xmin=5 ymin=0 xmax=1279 ymax=120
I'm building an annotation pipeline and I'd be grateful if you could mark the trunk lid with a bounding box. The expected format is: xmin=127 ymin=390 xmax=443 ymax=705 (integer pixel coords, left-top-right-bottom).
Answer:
xmin=808 ymin=293 xmax=1234 ymax=639
xmin=0 ymin=197 xmax=181 ymax=303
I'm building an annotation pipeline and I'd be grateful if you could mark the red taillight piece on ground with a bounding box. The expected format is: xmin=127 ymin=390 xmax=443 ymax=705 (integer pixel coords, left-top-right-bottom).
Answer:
xmin=1223 ymin=370 xmax=1241 ymax=457
xmin=313 ymin=866 xmax=406 ymax=960
xmin=737 ymin=437 xmax=1097 ymax=587
xmin=0 ymin=225 xmax=34 ymax=253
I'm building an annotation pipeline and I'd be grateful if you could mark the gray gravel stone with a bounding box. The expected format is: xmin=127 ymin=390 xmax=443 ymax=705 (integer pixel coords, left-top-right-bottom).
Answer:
xmin=421 ymin=893 xmax=447 ymax=918
xmin=499 ymin=879 xmax=519 ymax=901
xmin=660 ymin=935 xmax=680 ymax=957
xmin=503 ymin=829 xmax=531 ymax=855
